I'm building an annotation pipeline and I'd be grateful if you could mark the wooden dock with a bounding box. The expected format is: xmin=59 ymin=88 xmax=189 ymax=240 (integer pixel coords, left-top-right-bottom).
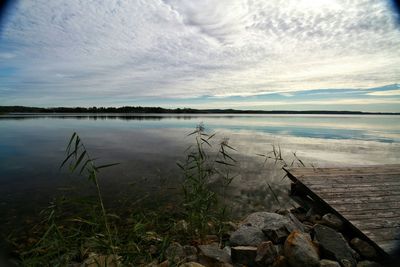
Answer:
xmin=284 ymin=164 xmax=400 ymax=256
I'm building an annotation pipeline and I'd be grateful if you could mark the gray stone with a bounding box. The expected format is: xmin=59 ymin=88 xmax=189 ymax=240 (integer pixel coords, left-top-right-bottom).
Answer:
xmin=223 ymin=221 xmax=238 ymax=231
xmin=303 ymin=224 xmax=313 ymax=233
xmin=350 ymin=238 xmax=377 ymax=259
xmin=82 ymin=254 xmax=119 ymax=267
xmin=144 ymin=260 xmax=159 ymax=267
xmin=166 ymin=242 xmax=186 ymax=262
xmin=183 ymin=245 xmax=198 ymax=262
xmin=321 ymin=214 xmax=343 ymax=230
xmin=255 ymin=241 xmax=277 ymax=265
xmin=313 ymin=224 xmax=356 ymax=267
xmin=305 ymin=209 xmax=322 ymax=224
xmin=159 ymin=260 xmax=169 ymax=267
xmin=179 ymin=263 xmax=206 ymax=267
xmin=231 ymin=246 xmax=258 ymax=266
xmin=319 ymin=259 xmax=341 ymax=267
xmin=275 ymin=244 xmax=284 ymax=255
xmin=240 ymin=212 xmax=301 ymax=245
xmin=223 ymin=246 xmax=231 ymax=257
xmin=229 ymin=224 xmax=266 ymax=246
xmin=241 ymin=212 xmax=296 ymax=231
xmin=356 ymin=260 xmax=382 ymax=267
xmin=341 ymin=259 xmax=354 ymax=267
xmin=284 ymin=231 xmax=320 ymax=267
xmin=288 ymin=212 xmax=305 ymax=232
xmin=303 ymin=221 xmax=314 ymax=233
xmin=272 ymin=255 xmax=288 ymax=267
xmin=262 ymin=224 xmax=290 ymax=244
xmin=198 ymin=243 xmax=231 ymax=264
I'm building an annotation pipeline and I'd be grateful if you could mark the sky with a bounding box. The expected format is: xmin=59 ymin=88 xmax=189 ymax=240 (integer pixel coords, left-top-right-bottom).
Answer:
xmin=0 ymin=0 xmax=400 ymax=111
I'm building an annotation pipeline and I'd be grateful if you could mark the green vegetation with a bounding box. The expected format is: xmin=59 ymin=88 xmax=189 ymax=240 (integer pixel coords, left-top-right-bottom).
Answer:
xmin=1 ymin=105 xmax=399 ymax=115
xmin=7 ymin=126 xmax=239 ymax=266
xmin=3 ymin=123 xmax=311 ymax=266
xmin=177 ymin=124 xmax=237 ymax=238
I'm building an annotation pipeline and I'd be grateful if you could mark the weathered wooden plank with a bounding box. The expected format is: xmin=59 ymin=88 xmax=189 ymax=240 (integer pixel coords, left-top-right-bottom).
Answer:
xmin=379 ymin=241 xmax=398 ymax=254
xmin=284 ymin=165 xmax=400 ymax=256
xmin=349 ymin=219 xmax=400 ymax=230
xmin=292 ymin=171 xmax=400 ymax=177
xmin=306 ymin=185 xmax=400 ymax=194
xmin=329 ymin=202 xmax=400 ymax=212
xmin=361 ymin=228 xmax=400 ymax=242
xmin=340 ymin=208 xmax=400 ymax=221
xmin=298 ymin=172 xmax=399 ymax=181
xmin=316 ymin=190 xmax=400 ymax=199
xmin=287 ymin=165 xmax=400 ymax=176
xmin=323 ymin=195 xmax=400 ymax=205
xmin=301 ymin=178 xmax=400 ymax=187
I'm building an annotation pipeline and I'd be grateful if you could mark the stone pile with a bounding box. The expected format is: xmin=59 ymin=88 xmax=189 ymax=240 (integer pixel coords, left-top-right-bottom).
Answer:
xmin=158 ymin=210 xmax=384 ymax=267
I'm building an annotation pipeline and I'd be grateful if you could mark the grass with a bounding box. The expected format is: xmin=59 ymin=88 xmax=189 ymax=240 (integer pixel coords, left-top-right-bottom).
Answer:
xmin=177 ymin=123 xmax=237 ymax=239
xmin=4 ymin=125 xmax=307 ymax=266
xmin=7 ymin=126 xmax=239 ymax=266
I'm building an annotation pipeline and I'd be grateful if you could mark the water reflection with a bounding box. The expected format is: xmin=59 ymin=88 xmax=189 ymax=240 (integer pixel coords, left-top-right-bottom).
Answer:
xmin=0 ymin=114 xmax=400 ymax=232
xmin=2 ymin=114 xmax=399 ymax=142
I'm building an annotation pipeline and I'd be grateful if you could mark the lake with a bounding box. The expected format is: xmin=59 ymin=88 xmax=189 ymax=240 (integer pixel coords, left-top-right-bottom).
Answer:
xmin=1 ymin=114 xmax=400 ymax=233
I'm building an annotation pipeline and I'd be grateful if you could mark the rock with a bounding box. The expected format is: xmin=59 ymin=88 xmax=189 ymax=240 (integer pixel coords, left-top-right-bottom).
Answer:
xmin=308 ymin=214 xmax=321 ymax=224
xmin=321 ymin=214 xmax=343 ymax=230
xmin=290 ymin=207 xmax=307 ymax=222
xmin=302 ymin=221 xmax=314 ymax=233
xmin=179 ymin=262 xmax=206 ymax=267
xmin=303 ymin=221 xmax=314 ymax=227
xmin=175 ymin=220 xmax=189 ymax=233
xmin=276 ymin=208 xmax=290 ymax=216
xmin=183 ymin=245 xmax=198 ymax=262
xmin=231 ymin=246 xmax=258 ymax=266
xmin=82 ymin=254 xmax=119 ymax=267
xmin=198 ymin=243 xmax=231 ymax=265
xmin=275 ymin=244 xmax=284 ymax=255
xmin=272 ymin=255 xmax=288 ymax=267
xmin=144 ymin=260 xmax=159 ymax=267
xmin=303 ymin=224 xmax=313 ymax=233
xmin=149 ymin=245 xmax=158 ymax=255
xmin=236 ymin=212 xmax=304 ymax=246
xmin=262 ymin=224 xmax=290 ymax=244
xmin=288 ymin=212 xmax=305 ymax=232
xmin=255 ymin=241 xmax=277 ymax=265
xmin=319 ymin=259 xmax=341 ymax=267
xmin=356 ymin=260 xmax=382 ymax=267
xmin=204 ymin=235 xmax=219 ymax=243
xmin=242 ymin=212 xmax=298 ymax=232
xmin=284 ymin=231 xmax=320 ymax=267
xmin=223 ymin=246 xmax=231 ymax=257
xmin=223 ymin=221 xmax=238 ymax=231
xmin=166 ymin=242 xmax=186 ymax=263
xmin=229 ymin=225 xmax=266 ymax=246
xmin=159 ymin=260 xmax=169 ymax=267
xmin=341 ymin=259 xmax=354 ymax=267
xmin=350 ymin=238 xmax=377 ymax=259
xmin=313 ymin=224 xmax=356 ymax=267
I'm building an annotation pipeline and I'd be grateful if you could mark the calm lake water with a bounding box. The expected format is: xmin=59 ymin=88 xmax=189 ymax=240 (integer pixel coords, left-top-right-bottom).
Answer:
xmin=1 ymin=114 xmax=400 ymax=232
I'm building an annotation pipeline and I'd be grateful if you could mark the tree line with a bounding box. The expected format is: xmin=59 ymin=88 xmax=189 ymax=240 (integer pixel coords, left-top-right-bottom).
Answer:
xmin=0 ymin=105 xmax=398 ymax=115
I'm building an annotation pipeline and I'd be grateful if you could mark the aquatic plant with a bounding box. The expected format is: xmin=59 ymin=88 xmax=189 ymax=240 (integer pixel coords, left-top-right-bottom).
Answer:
xmin=61 ymin=132 xmax=119 ymax=256
xmin=177 ymin=124 xmax=237 ymax=238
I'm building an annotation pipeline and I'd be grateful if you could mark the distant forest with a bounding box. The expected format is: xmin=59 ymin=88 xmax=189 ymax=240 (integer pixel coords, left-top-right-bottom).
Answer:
xmin=0 ymin=105 xmax=399 ymax=115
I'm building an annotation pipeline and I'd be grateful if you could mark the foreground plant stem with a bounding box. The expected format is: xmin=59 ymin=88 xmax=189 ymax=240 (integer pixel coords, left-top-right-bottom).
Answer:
xmin=62 ymin=133 xmax=118 ymax=259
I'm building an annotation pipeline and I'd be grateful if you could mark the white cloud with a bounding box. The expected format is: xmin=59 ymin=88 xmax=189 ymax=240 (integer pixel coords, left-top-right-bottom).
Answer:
xmin=0 ymin=52 xmax=15 ymax=59
xmin=367 ymin=89 xmax=400 ymax=96
xmin=0 ymin=0 xmax=399 ymax=102
xmin=186 ymin=98 xmax=400 ymax=109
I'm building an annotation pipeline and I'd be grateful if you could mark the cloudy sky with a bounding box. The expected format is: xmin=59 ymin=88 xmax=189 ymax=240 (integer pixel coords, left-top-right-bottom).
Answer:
xmin=0 ymin=0 xmax=400 ymax=111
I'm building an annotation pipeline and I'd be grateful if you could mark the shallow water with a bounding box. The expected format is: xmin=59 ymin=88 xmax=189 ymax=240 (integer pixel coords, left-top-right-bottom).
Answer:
xmin=1 ymin=114 xmax=400 ymax=231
